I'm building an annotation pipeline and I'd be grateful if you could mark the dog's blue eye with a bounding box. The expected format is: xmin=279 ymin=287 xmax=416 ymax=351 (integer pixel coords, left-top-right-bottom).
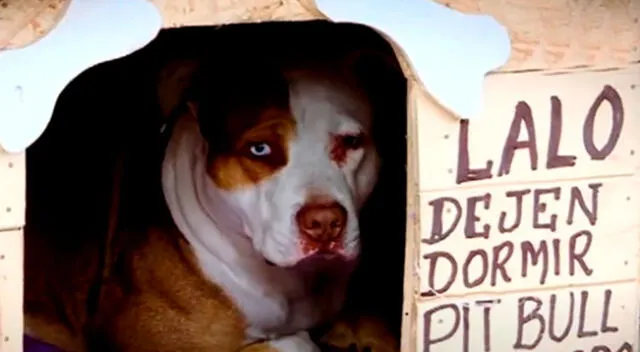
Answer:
xmin=249 ymin=142 xmax=271 ymax=157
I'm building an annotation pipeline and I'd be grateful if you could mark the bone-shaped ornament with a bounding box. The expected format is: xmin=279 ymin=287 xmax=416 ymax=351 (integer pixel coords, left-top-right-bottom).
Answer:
xmin=315 ymin=0 xmax=511 ymax=120
xmin=0 ymin=0 xmax=162 ymax=153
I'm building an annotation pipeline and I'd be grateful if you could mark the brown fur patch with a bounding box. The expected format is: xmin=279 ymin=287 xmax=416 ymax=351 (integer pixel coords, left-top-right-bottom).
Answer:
xmin=25 ymin=221 xmax=247 ymax=352
xmin=239 ymin=342 xmax=280 ymax=352
xmin=322 ymin=316 xmax=399 ymax=352
xmin=206 ymin=107 xmax=296 ymax=190
xmin=188 ymin=58 xmax=296 ymax=191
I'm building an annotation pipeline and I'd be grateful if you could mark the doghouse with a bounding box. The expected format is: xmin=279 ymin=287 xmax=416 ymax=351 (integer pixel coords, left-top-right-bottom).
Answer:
xmin=0 ymin=0 xmax=639 ymax=351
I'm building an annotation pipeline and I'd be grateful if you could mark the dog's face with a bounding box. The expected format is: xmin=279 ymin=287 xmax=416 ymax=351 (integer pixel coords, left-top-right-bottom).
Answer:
xmin=187 ymin=57 xmax=381 ymax=269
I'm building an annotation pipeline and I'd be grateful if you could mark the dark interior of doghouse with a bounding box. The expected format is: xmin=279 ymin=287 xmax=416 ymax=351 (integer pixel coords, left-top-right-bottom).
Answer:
xmin=25 ymin=20 xmax=407 ymax=349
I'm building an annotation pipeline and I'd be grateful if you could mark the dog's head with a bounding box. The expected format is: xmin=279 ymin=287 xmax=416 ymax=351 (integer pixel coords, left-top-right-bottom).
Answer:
xmin=183 ymin=53 xmax=382 ymax=270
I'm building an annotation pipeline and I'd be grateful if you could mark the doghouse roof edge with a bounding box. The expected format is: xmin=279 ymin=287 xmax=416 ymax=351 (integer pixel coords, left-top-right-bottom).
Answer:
xmin=1 ymin=0 xmax=638 ymax=71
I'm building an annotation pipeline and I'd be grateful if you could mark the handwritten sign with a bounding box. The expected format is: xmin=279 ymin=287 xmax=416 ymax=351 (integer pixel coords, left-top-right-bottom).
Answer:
xmin=412 ymin=66 xmax=640 ymax=352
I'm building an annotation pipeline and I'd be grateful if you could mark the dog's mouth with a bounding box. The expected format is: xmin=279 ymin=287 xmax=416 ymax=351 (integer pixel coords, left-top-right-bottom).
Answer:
xmin=295 ymin=252 xmax=355 ymax=294
xmin=292 ymin=252 xmax=350 ymax=276
xmin=262 ymin=251 xmax=356 ymax=296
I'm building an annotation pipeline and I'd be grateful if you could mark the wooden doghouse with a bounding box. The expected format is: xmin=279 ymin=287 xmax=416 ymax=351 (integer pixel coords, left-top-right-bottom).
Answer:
xmin=1 ymin=0 xmax=639 ymax=351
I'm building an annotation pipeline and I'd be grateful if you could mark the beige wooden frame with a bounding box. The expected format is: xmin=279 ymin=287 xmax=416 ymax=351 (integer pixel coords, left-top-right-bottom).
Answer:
xmin=1 ymin=0 xmax=638 ymax=351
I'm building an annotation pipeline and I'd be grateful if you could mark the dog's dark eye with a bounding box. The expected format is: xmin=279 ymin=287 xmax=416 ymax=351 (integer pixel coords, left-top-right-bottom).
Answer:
xmin=248 ymin=142 xmax=272 ymax=157
xmin=341 ymin=134 xmax=364 ymax=150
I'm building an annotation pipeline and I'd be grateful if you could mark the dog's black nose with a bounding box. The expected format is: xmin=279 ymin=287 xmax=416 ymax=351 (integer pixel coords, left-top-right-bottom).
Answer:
xmin=296 ymin=200 xmax=347 ymax=244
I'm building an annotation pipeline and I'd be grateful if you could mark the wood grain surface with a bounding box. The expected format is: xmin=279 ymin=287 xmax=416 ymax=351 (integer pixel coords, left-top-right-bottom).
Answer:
xmin=1 ymin=0 xmax=638 ymax=70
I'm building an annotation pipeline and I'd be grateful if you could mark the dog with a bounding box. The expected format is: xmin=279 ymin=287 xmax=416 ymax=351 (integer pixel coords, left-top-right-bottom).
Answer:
xmin=24 ymin=50 xmax=391 ymax=351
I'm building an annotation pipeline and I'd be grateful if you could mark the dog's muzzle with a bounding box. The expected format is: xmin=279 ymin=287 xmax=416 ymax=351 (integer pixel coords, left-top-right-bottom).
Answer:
xmin=295 ymin=198 xmax=347 ymax=255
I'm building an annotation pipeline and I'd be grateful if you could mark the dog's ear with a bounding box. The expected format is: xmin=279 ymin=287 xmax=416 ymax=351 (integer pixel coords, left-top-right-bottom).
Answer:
xmin=343 ymin=48 xmax=407 ymax=158
xmin=157 ymin=58 xmax=203 ymax=120
xmin=342 ymin=48 xmax=406 ymax=120
xmin=343 ymin=48 xmax=404 ymax=88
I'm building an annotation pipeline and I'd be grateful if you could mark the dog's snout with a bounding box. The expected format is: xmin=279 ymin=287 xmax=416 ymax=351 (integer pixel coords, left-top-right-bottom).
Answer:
xmin=296 ymin=201 xmax=347 ymax=244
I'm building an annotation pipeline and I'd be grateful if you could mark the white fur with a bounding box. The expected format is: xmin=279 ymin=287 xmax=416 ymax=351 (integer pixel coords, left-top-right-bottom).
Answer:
xmin=161 ymin=72 xmax=380 ymax=342
xmin=266 ymin=331 xmax=321 ymax=352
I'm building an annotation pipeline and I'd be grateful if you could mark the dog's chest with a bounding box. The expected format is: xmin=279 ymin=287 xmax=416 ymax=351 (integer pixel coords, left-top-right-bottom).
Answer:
xmin=219 ymin=267 xmax=347 ymax=341
xmin=195 ymin=257 xmax=302 ymax=338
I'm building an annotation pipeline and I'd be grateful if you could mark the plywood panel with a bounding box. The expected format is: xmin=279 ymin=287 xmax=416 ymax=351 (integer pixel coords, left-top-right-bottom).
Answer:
xmin=401 ymin=80 xmax=425 ymax=352
xmin=4 ymin=0 xmax=639 ymax=72
xmin=406 ymin=64 xmax=640 ymax=351
xmin=0 ymin=0 xmax=318 ymax=50
xmin=418 ymin=177 xmax=638 ymax=296
xmin=1 ymin=1 xmax=639 ymax=352
xmin=435 ymin=0 xmax=640 ymax=71
xmin=415 ymin=283 xmax=637 ymax=352
xmin=417 ymin=66 xmax=640 ymax=192
xmin=0 ymin=230 xmax=23 ymax=352
xmin=150 ymin=0 xmax=322 ymax=28
xmin=0 ymin=152 xmax=24 ymax=231
xmin=0 ymin=0 xmax=69 ymax=50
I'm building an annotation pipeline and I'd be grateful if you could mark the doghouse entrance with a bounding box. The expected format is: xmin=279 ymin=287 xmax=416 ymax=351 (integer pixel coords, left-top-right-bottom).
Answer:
xmin=25 ymin=20 xmax=408 ymax=350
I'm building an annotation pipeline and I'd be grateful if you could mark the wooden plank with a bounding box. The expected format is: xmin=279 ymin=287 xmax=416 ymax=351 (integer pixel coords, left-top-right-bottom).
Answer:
xmin=405 ymin=63 xmax=640 ymax=351
xmin=0 ymin=229 xmax=23 ymax=352
xmin=417 ymin=66 xmax=640 ymax=192
xmin=401 ymin=80 xmax=424 ymax=352
xmin=418 ymin=177 xmax=639 ymax=296
xmin=0 ymin=152 xmax=24 ymax=231
xmin=0 ymin=0 xmax=69 ymax=50
xmin=4 ymin=0 xmax=639 ymax=72
xmin=150 ymin=0 xmax=321 ymax=28
xmin=415 ymin=283 xmax=637 ymax=352
xmin=435 ymin=0 xmax=640 ymax=71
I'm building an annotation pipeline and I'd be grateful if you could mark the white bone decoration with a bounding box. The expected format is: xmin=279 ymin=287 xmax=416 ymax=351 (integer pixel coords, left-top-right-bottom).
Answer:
xmin=0 ymin=0 xmax=162 ymax=153
xmin=0 ymin=0 xmax=510 ymax=153
xmin=315 ymin=0 xmax=511 ymax=120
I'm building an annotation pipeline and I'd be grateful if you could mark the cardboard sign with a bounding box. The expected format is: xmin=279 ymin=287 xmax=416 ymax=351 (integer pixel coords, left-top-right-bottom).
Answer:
xmin=409 ymin=66 xmax=640 ymax=352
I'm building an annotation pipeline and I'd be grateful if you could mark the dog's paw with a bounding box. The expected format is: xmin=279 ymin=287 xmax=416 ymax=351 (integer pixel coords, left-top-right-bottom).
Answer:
xmin=320 ymin=316 xmax=399 ymax=352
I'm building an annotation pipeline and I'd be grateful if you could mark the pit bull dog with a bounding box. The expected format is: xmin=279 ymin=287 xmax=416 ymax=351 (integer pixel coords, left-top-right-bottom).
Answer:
xmin=24 ymin=51 xmax=395 ymax=352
